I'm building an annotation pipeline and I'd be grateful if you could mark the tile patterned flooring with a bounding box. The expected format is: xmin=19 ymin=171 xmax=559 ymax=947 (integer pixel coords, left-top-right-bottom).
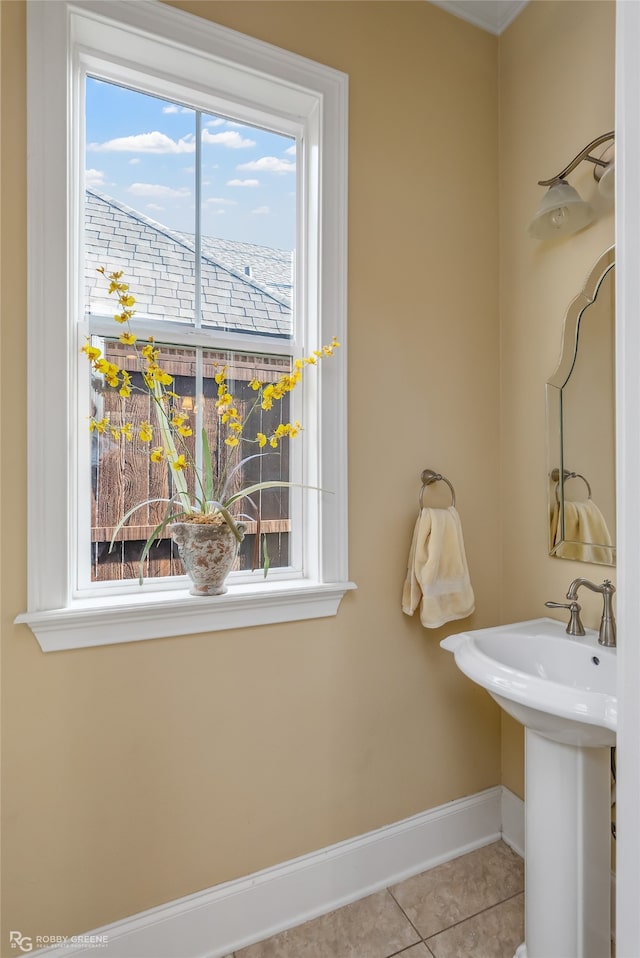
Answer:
xmin=229 ymin=841 xmax=524 ymax=958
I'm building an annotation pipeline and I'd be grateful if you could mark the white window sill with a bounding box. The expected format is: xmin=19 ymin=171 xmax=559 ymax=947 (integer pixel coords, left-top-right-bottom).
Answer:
xmin=16 ymin=579 xmax=358 ymax=653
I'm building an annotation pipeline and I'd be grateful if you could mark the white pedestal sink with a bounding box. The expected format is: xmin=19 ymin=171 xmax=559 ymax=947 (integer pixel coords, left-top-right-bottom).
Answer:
xmin=441 ymin=617 xmax=617 ymax=958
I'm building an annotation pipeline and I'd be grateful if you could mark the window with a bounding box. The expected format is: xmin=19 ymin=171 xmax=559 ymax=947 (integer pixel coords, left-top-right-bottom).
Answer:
xmin=84 ymin=81 xmax=297 ymax=587
xmin=19 ymin=0 xmax=353 ymax=651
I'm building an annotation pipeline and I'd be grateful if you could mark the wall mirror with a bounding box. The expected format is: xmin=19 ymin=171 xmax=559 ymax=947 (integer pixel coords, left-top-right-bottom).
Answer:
xmin=546 ymin=246 xmax=615 ymax=566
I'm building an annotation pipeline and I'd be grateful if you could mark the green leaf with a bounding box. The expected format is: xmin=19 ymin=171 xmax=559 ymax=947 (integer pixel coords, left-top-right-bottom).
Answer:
xmin=262 ymin=535 xmax=270 ymax=579
xmin=202 ymin=427 xmax=214 ymax=502
xmin=224 ymin=480 xmax=330 ymax=507
xmin=137 ymin=512 xmax=188 ymax=585
xmin=220 ymin=452 xmax=276 ymax=502
xmin=201 ymin=500 xmax=246 ymax=543
xmin=109 ymin=497 xmax=174 ymax=552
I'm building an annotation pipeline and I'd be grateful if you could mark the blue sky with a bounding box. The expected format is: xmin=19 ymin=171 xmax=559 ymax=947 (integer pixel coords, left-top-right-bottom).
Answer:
xmin=85 ymin=77 xmax=296 ymax=251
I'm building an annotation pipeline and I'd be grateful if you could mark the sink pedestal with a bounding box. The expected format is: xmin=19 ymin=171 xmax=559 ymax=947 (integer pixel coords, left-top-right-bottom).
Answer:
xmin=515 ymin=729 xmax=611 ymax=958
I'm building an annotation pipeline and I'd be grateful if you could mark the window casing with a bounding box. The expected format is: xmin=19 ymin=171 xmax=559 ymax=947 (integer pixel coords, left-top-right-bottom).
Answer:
xmin=18 ymin=0 xmax=353 ymax=651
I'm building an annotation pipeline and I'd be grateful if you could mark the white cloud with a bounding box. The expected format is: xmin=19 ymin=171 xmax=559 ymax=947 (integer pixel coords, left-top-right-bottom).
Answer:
xmin=205 ymin=118 xmax=225 ymax=128
xmin=128 ymin=183 xmax=191 ymax=198
xmin=251 ymin=206 xmax=270 ymax=215
xmin=128 ymin=158 xmax=140 ymax=165
xmin=206 ymin=197 xmax=238 ymax=206
xmin=85 ymin=168 xmax=105 ymax=187
xmin=201 ymin=129 xmax=256 ymax=149
xmin=237 ymin=155 xmax=296 ymax=173
xmin=146 ymin=203 xmax=165 ymax=211
xmin=227 ymin=178 xmax=260 ymax=188
xmin=88 ymin=131 xmax=196 ymax=154
xmin=284 ymin=144 xmax=296 ymax=156
xmin=163 ymin=104 xmax=194 ymax=115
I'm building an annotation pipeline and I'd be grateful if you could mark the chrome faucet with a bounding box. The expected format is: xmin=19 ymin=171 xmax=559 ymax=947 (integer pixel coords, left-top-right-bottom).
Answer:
xmin=545 ymin=597 xmax=585 ymax=636
xmin=566 ymin=578 xmax=617 ymax=647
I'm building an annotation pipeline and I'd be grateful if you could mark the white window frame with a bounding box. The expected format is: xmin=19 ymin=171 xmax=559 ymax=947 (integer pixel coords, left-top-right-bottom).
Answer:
xmin=18 ymin=0 xmax=354 ymax=652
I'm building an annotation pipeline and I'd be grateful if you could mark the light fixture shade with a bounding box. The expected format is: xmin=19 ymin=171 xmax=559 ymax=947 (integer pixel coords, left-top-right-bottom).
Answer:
xmin=597 ymin=161 xmax=615 ymax=199
xmin=528 ymin=180 xmax=595 ymax=240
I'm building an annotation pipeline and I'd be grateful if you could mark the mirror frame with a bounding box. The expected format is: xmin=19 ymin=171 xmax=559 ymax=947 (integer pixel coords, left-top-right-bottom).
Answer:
xmin=546 ymin=245 xmax=616 ymax=565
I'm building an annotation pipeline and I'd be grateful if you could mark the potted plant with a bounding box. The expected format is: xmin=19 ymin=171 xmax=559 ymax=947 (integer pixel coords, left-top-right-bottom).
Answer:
xmin=83 ymin=268 xmax=339 ymax=595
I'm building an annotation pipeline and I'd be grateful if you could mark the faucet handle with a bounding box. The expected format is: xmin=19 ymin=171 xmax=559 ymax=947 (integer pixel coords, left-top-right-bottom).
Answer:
xmin=545 ymin=599 xmax=586 ymax=636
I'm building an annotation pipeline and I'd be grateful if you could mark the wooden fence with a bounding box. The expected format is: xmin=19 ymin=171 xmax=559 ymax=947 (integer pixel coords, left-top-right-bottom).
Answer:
xmin=91 ymin=341 xmax=292 ymax=581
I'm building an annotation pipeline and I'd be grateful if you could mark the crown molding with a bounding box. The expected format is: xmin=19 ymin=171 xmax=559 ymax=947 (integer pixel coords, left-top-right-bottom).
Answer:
xmin=430 ymin=1 xmax=529 ymax=35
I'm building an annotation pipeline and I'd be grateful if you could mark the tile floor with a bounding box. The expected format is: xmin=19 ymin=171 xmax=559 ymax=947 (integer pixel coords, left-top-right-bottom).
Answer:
xmin=228 ymin=841 xmax=525 ymax=958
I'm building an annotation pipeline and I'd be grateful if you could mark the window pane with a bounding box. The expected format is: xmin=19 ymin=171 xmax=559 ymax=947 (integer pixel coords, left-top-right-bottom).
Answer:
xmin=85 ymin=78 xmax=197 ymax=325
xmin=84 ymin=77 xmax=300 ymax=585
xmin=199 ymin=112 xmax=295 ymax=334
xmin=89 ymin=340 xmax=294 ymax=581
xmin=85 ymin=80 xmax=295 ymax=337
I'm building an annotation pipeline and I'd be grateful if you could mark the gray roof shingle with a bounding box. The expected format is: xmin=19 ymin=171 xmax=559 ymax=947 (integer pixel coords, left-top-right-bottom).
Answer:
xmin=85 ymin=189 xmax=293 ymax=337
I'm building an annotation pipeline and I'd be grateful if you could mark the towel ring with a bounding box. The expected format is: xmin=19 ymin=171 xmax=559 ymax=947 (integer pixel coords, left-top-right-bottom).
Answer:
xmin=551 ymin=468 xmax=592 ymax=503
xmin=419 ymin=469 xmax=456 ymax=509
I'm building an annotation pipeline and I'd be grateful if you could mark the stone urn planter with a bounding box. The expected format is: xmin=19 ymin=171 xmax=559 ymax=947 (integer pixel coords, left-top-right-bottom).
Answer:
xmin=169 ymin=518 xmax=246 ymax=596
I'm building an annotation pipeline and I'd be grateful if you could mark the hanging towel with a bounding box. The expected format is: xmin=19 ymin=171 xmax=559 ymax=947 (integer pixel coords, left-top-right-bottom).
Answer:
xmin=551 ymin=499 xmax=614 ymax=564
xmin=402 ymin=506 xmax=475 ymax=629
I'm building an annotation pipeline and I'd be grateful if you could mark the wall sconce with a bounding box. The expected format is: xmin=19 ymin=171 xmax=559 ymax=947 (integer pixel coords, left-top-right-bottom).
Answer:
xmin=528 ymin=131 xmax=615 ymax=240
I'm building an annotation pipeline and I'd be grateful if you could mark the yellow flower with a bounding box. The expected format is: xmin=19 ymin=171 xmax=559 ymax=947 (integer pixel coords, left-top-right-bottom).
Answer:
xmin=121 ymin=422 xmax=133 ymax=441
xmin=119 ymin=294 xmax=136 ymax=308
xmin=171 ymin=454 xmax=188 ymax=471
xmin=257 ymin=432 xmax=267 ymax=448
xmin=214 ymin=367 xmax=228 ymax=385
xmin=139 ymin=421 xmax=153 ymax=442
xmin=119 ymin=371 xmax=132 ymax=397
xmin=82 ymin=342 xmax=101 ymax=361
xmin=89 ymin=417 xmax=109 ymax=434
xmin=150 ymin=446 xmax=165 ymax=463
xmin=261 ymin=397 xmax=273 ymax=411
xmin=249 ymin=378 xmax=261 ymax=390
xmin=269 ymin=437 xmax=279 ymax=448
xmin=224 ymin=436 xmax=239 ymax=447
xmin=96 ymin=358 xmax=119 ymax=376
xmin=119 ymin=332 xmax=137 ymax=345
xmin=178 ymin=424 xmax=193 ymax=437
xmin=229 ymin=421 xmax=243 ymax=433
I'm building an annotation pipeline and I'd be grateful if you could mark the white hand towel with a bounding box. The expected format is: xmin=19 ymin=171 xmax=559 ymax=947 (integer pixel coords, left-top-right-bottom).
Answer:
xmin=551 ymin=499 xmax=614 ymax=564
xmin=402 ymin=506 xmax=475 ymax=629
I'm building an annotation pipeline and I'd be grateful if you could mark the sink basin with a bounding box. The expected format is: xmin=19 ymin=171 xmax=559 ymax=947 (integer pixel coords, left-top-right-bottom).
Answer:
xmin=441 ymin=616 xmax=617 ymax=746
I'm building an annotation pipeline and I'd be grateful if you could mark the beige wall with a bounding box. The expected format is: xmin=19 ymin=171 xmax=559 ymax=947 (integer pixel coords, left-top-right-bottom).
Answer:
xmin=498 ymin=0 xmax=615 ymax=796
xmin=1 ymin=1 xmax=503 ymax=943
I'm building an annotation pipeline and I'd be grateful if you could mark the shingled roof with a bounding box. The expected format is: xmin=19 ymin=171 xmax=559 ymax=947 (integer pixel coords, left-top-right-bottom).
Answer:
xmin=84 ymin=189 xmax=293 ymax=337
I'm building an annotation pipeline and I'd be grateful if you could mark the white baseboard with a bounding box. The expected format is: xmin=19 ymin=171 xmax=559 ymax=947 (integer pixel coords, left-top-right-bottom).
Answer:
xmin=34 ymin=785 xmax=523 ymax=958
xmin=501 ymin=786 xmax=525 ymax=857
